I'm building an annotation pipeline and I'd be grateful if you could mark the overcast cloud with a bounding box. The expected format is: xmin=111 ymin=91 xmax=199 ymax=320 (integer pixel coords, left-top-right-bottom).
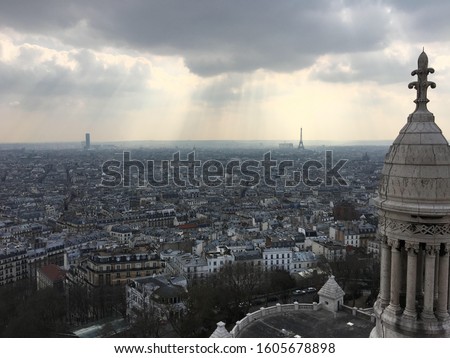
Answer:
xmin=1 ymin=0 xmax=450 ymax=142
xmin=0 ymin=0 xmax=398 ymax=76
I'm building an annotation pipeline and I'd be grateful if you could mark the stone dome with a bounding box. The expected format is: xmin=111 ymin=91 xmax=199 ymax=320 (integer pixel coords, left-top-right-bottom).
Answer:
xmin=374 ymin=51 xmax=450 ymax=218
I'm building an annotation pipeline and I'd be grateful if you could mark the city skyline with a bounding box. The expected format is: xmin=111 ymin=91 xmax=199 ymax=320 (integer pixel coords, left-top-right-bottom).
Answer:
xmin=2 ymin=1 xmax=450 ymax=143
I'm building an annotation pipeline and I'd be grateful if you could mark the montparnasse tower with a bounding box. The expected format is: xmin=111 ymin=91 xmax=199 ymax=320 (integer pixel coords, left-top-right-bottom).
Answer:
xmin=371 ymin=50 xmax=450 ymax=337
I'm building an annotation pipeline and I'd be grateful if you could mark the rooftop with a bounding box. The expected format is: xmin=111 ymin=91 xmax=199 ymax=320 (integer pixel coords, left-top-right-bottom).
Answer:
xmin=237 ymin=309 xmax=374 ymax=338
xmin=39 ymin=264 xmax=66 ymax=282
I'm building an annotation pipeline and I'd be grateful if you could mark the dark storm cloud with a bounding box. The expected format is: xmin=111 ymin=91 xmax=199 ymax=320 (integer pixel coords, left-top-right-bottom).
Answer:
xmin=388 ymin=0 xmax=450 ymax=41
xmin=0 ymin=0 xmax=84 ymax=32
xmin=0 ymin=0 xmax=393 ymax=76
xmin=1 ymin=1 xmax=449 ymax=79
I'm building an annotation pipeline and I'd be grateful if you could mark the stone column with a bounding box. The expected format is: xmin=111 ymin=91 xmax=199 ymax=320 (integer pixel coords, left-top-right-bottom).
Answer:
xmin=434 ymin=254 xmax=440 ymax=302
xmin=403 ymin=243 xmax=418 ymax=319
xmin=422 ymin=245 xmax=437 ymax=321
xmin=436 ymin=245 xmax=449 ymax=320
xmin=416 ymin=246 xmax=424 ymax=295
xmin=400 ymin=246 xmax=407 ymax=294
xmin=379 ymin=236 xmax=391 ymax=307
xmin=387 ymin=239 xmax=402 ymax=314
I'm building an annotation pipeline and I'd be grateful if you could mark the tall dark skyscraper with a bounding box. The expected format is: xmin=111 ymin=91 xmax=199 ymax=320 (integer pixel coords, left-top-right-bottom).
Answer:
xmin=85 ymin=133 xmax=90 ymax=150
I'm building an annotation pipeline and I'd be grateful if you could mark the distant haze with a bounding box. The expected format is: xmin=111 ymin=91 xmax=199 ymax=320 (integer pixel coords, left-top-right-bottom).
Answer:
xmin=0 ymin=139 xmax=393 ymax=151
xmin=1 ymin=1 xmax=450 ymax=143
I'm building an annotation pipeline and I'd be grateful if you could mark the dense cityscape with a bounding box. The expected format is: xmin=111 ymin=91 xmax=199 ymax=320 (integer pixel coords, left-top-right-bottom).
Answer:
xmin=0 ymin=141 xmax=386 ymax=337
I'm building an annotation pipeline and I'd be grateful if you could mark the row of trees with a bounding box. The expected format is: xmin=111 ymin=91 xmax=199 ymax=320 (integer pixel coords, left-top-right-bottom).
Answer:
xmin=0 ymin=252 xmax=379 ymax=338
xmin=0 ymin=263 xmax=294 ymax=338
xmin=0 ymin=280 xmax=126 ymax=337
xmin=0 ymin=281 xmax=67 ymax=337
xmin=169 ymin=263 xmax=296 ymax=337
xmin=329 ymin=249 xmax=380 ymax=307
xmin=65 ymin=284 xmax=125 ymax=325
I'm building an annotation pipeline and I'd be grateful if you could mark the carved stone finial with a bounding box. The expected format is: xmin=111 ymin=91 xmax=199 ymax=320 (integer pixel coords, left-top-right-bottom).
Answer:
xmin=408 ymin=50 xmax=436 ymax=112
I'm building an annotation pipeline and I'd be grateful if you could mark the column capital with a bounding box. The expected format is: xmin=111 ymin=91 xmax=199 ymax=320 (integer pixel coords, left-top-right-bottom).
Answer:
xmin=380 ymin=235 xmax=389 ymax=245
xmin=441 ymin=243 xmax=449 ymax=256
xmin=425 ymin=245 xmax=438 ymax=256
xmin=388 ymin=238 xmax=401 ymax=250
xmin=405 ymin=242 xmax=419 ymax=254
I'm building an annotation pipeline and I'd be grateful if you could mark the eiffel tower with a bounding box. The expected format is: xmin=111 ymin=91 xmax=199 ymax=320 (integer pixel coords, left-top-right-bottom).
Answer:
xmin=298 ymin=127 xmax=304 ymax=150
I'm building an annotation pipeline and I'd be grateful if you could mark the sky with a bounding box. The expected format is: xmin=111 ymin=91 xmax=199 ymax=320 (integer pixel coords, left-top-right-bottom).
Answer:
xmin=2 ymin=0 xmax=450 ymax=143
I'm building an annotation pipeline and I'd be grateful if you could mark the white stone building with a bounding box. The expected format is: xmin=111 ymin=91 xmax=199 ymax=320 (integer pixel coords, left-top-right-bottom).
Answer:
xmin=206 ymin=252 xmax=233 ymax=274
xmin=262 ymin=247 xmax=292 ymax=271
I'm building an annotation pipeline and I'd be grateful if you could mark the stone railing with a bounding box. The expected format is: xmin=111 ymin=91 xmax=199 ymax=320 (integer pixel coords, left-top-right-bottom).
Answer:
xmin=340 ymin=304 xmax=375 ymax=322
xmin=230 ymin=302 xmax=320 ymax=337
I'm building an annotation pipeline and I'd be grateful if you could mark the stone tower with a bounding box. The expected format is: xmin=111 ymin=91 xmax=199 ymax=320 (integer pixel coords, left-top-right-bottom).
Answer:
xmin=371 ymin=51 xmax=450 ymax=337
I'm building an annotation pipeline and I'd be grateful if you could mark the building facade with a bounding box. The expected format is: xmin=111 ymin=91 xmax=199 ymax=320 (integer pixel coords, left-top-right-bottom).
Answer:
xmin=84 ymin=247 xmax=163 ymax=287
xmin=0 ymin=245 xmax=27 ymax=286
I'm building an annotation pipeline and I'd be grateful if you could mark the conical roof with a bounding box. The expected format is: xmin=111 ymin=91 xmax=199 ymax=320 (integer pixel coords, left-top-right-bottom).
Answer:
xmin=318 ymin=275 xmax=345 ymax=299
xmin=210 ymin=321 xmax=232 ymax=338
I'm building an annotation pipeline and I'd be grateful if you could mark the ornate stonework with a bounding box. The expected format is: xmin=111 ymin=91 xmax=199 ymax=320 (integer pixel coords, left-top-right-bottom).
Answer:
xmin=408 ymin=50 xmax=436 ymax=113
xmin=379 ymin=217 xmax=450 ymax=237
xmin=404 ymin=242 xmax=419 ymax=253
xmin=371 ymin=51 xmax=450 ymax=338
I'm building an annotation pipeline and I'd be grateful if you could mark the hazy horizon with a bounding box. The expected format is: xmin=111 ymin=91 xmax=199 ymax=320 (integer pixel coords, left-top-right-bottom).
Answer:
xmin=0 ymin=138 xmax=393 ymax=150
xmin=2 ymin=1 xmax=450 ymax=143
